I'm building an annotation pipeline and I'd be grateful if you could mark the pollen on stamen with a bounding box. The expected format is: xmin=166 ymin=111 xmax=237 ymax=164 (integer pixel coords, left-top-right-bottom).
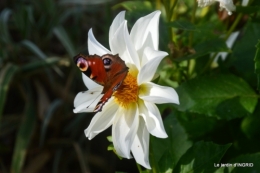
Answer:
xmin=113 ymin=73 xmax=138 ymax=108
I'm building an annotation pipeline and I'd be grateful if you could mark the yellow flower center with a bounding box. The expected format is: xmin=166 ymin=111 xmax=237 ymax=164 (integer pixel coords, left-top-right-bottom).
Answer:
xmin=114 ymin=73 xmax=139 ymax=108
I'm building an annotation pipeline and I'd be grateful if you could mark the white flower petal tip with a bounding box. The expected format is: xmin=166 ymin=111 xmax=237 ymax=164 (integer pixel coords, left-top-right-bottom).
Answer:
xmin=109 ymin=11 xmax=126 ymax=40
xmin=84 ymin=98 xmax=118 ymax=139
xmin=88 ymin=29 xmax=110 ymax=55
xmin=131 ymin=118 xmax=151 ymax=169
xmin=138 ymin=47 xmax=168 ymax=84
xmin=140 ymin=82 xmax=180 ymax=105
xmin=197 ymin=0 xmax=236 ymax=15
xmin=214 ymin=31 xmax=239 ymax=62
xmin=130 ymin=10 xmax=161 ymax=56
xmin=139 ymin=101 xmax=168 ymax=138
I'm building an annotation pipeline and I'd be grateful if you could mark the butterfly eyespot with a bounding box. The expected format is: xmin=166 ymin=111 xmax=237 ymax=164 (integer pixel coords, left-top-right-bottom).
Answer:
xmin=76 ymin=57 xmax=88 ymax=71
xmin=103 ymin=58 xmax=111 ymax=65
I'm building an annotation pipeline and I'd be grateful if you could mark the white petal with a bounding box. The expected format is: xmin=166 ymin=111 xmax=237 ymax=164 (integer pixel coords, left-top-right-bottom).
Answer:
xmin=84 ymin=98 xmax=118 ymax=139
xmin=242 ymin=0 xmax=249 ymax=6
xmin=214 ymin=31 xmax=239 ymax=62
xmin=109 ymin=11 xmax=126 ymax=46
xmin=139 ymin=100 xmax=167 ymax=138
xmin=138 ymin=47 xmax=168 ymax=84
xmin=139 ymin=82 xmax=179 ymax=104
xmin=130 ymin=11 xmax=160 ymax=57
xmin=131 ymin=117 xmax=151 ymax=169
xmin=82 ymin=73 xmax=102 ymax=90
xmin=197 ymin=0 xmax=236 ymax=15
xmin=88 ymin=29 xmax=111 ymax=55
xmin=112 ymin=103 xmax=139 ymax=159
xmin=73 ymin=87 xmax=103 ymax=113
xmin=219 ymin=0 xmax=236 ymax=15
xmin=197 ymin=0 xmax=215 ymax=7
xmin=109 ymin=21 xmax=140 ymax=69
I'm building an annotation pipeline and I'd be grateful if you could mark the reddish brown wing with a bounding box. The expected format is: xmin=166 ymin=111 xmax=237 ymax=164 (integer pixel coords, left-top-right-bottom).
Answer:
xmin=74 ymin=54 xmax=107 ymax=86
xmin=74 ymin=54 xmax=128 ymax=112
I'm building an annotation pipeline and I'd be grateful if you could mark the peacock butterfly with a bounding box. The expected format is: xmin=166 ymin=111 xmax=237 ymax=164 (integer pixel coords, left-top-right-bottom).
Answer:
xmin=74 ymin=54 xmax=129 ymax=112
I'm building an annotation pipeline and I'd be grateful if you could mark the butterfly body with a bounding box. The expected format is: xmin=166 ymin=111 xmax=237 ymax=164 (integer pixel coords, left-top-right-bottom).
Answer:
xmin=74 ymin=54 xmax=128 ymax=112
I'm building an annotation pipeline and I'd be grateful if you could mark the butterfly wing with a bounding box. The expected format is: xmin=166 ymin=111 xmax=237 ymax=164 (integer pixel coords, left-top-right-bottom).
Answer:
xmin=74 ymin=54 xmax=107 ymax=86
xmin=74 ymin=54 xmax=128 ymax=112
xmin=94 ymin=54 xmax=128 ymax=112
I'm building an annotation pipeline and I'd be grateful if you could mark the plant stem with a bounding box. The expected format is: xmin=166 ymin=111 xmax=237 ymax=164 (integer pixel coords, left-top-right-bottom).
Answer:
xmin=136 ymin=163 xmax=142 ymax=173
xmin=187 ymin=0 xmax=198 ymax=79
xmin=189 ymin=0 xmax=197 ymax=47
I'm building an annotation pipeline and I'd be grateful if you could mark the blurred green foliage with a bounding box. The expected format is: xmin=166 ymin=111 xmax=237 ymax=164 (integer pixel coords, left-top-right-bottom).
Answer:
xmin=1 ymin=0 xmax=260 ymax=173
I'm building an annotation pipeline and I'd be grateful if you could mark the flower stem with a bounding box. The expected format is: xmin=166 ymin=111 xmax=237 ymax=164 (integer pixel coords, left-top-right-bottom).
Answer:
xmin=188 ymin=0 xmax=197 ymax=47
xmin=136 ymin=163 xmax=142 ymax=173
xmin=187 ymin=0 xmax=198 ymax=79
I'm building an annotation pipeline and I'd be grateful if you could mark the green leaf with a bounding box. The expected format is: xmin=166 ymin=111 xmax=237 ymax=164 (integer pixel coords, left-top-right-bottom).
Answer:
xmin=59 ymin=0 xmax=112 ymax=5
xmin=241 ymin=102 xmax=260 ymax=139
xmin=0 ymin=64 xmax=19 ymax=120
xmin=229 ymin=20 xmax=260 ymax=86
xmin=236 ymin=6 xmax=260 ymax=14
xmin=227 ymin=153 xmax=260 ymax=173
xmin=40 ymin=99 xmax=62 ymax=147
xmin=20 ymin=40 xmax=63 ymax=76
xmin=173 ymin=141 xmax=231 ymax=173
xmin=20 ymin=57 xmax=60 ymax=73
xmin=151 ymin=113 xmax=192 ymax=172
xmin=11 ymin=98 xmax=36 ymax=173
xmin=112 ymin=1 xmax=153 ymax=11
xmin=107 ymin=136 xmax=112 ymax=142
xmin=175 ymin=39 xmax=229 ymax=62
xmin=53 ymin=26 xmax=76 ymax=57
xmin=168 ymin=20 xmax=197 ymax=31
xmin=176 ymin=112 xmax=219 ymax=139
xmin=176 ymin=74 xmax=258 ymax=119
xmin=21 ymin=40 xmax=47 ymax=59
xmin=107 ymin=144 xmax=122 ymax=160
xmin=254 ymin=40 xmax=260 ymax=90
xmin=0 ymin=8 xmax=12 ymax=43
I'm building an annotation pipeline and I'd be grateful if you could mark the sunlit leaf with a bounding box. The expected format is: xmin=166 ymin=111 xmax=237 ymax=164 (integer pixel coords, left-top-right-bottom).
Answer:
xmin=176 ymin=74 xmax=258 ymax=119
